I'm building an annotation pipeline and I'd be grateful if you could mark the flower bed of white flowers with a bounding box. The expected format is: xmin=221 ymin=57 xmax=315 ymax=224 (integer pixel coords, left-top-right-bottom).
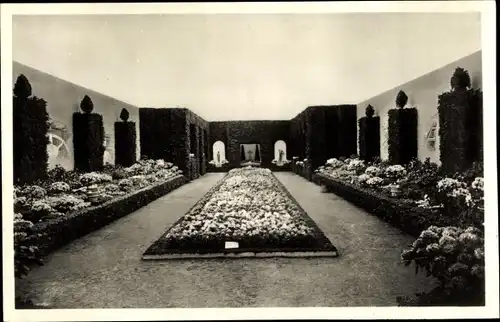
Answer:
xmin=144 ymin=167 xmax=337 ymax=259
xmin=14 ymin=159 xmax=184 ymax=224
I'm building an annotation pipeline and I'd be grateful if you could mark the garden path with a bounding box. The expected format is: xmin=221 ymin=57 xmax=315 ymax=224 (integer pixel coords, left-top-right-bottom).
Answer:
xmin=16 ymin=172 xmax=437 ymax=308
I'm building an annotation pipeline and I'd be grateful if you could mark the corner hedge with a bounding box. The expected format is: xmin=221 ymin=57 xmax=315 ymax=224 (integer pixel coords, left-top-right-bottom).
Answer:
xmin=73 ymin=112 xmax=105 ymax=172
xmin=438 ymin=88 xmax=483 ymax=174
xmin=358 ymin=116 xmax=380 ymax=162
xmin=27 ymin=175 xmax=187 ymax=256
xmin=313 ymin=173 xmax=454 ymax=237
xmin=388 ymin=108 xmax=418 ymax=165
xmin=139 ymin=108 xmax=171 ymax=160
xmin=13 ymin=75 xmax=50 ymax=185
xmin=114 ymin=121 xmax=137 ymax=167
xmin=336 ymin=105 xmax=358 ymax=158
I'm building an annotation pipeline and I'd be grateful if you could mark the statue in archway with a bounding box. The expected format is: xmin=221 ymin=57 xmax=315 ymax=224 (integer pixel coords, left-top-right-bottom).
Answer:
xmin=217 ymin=151 xmax=221 ymax=164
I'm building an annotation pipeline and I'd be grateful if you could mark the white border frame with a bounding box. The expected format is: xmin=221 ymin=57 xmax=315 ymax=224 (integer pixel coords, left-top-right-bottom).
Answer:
xmin=2 ymin=2 xmax=498 ymax=321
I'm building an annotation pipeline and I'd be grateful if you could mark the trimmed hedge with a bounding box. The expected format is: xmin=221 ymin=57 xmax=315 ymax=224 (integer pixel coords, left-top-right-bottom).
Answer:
xmin=438 ymin=88 xmax=483 ymax=174
xmin=388 ymin=107 xmax=418 ymax=165
xmin=358 ymin=116 xmax=380 ymax=162
xmin=114 ymin=121 xmax=137 ymax=167
xmin=313 ymin=173 xmax=454 ymax=238
xmin=73 ymin=112 xmax=105 ymax=172
xmin=27 ymin=175 xmax=187 ymax=256
xmin=13 ymin=75 xmax=50 ymax=185
xmin=337 ymin=105 xmax=358 ymax=158
xmin=139 ymin=108 xmax=171 ymax=160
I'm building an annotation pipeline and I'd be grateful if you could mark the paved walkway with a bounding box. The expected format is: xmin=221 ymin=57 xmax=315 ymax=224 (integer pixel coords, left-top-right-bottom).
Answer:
xmin=16 ymin=172 xmax=437 ymax=308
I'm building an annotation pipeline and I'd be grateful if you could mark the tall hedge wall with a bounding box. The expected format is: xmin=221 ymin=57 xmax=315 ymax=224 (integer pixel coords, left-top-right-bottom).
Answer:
xmin=388 ymin=107 xmax=418 ymax=165
xmin=114 ymin=121 xmax=137 ymax=167
xmin=186 ymin=109 xmax=209 ymax=179
xmin=438 ymin=88 xmax=483 ymax=173
xmin=13 ymin=75 xmax=50 ymax=184
xmin=139 ymin=108 xmax=171 ymax=160
xmin=336 ymin=105 xmax=358 ymax=158
xmin=358 ymin=116 xmax=380 ymax=162
xmin=73 ymin=112 xmax=105 ymax=172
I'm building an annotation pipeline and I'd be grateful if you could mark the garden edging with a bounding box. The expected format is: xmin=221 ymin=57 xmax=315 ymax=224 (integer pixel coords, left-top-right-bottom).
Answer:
xmin=27 ymin=175 xmax=187 ymax=256
xmin=312 ymin=173 xmax=452 ymax=238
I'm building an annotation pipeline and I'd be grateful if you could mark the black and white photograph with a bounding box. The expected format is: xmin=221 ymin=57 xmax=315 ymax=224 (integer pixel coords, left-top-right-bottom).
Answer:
xmin=1 ymin=1 xmax=498 ymax=321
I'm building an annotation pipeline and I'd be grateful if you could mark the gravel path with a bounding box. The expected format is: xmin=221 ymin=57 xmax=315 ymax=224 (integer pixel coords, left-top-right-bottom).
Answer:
xmin=15 ymin=172 xmax=437 ymax=308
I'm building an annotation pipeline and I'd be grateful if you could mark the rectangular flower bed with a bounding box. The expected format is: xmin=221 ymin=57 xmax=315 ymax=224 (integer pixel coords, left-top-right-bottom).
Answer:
xmin=313 ymin=173 xmax=455 ymax=238
xmin=25 ymin=175 xmax=186 ymax=256
xmin=143 ymin=168 xmax=338 ymax=259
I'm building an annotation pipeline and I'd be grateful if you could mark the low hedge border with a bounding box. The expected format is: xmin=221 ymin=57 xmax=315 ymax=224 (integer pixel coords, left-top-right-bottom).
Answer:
xmin=312 ymin=173 xmax=454 ymax=238
xmin=27 ymin=175 xmax=187 ymax=256
xmin=143 ymin=170 xmax=337 ymax=257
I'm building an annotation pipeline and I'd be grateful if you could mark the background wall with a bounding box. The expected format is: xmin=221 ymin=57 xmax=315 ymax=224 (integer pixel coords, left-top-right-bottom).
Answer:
xmin=208 ymin=121 xmax=290 ymax=170
xmin=356 ymin=50 xmax=482 ymax=163
xmin=12 ymin=61 xmax=141 ymax=170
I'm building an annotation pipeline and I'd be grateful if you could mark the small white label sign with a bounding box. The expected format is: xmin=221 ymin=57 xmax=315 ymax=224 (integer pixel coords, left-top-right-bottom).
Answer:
xmin=225 ymin=241 xmax=239 ymax=249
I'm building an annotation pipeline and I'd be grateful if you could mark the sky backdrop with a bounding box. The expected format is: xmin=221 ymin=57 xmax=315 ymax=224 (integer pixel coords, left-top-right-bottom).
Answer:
xmin=12 ymin=13 xmax=481 ymax=121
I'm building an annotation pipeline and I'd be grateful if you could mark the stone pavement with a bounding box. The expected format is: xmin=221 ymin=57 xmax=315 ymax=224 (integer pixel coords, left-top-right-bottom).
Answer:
xmin=15 ymin=172 xmax=437 ymax=308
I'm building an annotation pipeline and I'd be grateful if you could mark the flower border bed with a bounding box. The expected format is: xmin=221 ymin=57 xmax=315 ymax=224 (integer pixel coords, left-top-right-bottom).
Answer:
xmin=26 ymin=175 xmax=187 ymax=257
xmin=143 ymin=171 xmax=338 ymax=260
xmin=313 ymin=173 xmax=455 ymax=238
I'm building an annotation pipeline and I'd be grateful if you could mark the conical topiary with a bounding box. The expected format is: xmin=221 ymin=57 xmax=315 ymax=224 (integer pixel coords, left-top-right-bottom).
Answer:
xmin=13 ymin=74 xmax=32 ymax=99
xmin=365 ymin=104 xmax=375 ymax=118
xmin=120 ymin=108 xmax=130 ymax=122
xmin=396 ymin=90 xmax=408 ymax=108
xmin=80 ymin=95 xmax=94 ymax=113
xmin=255 ymin=144 xmax=260 ymax=161
xmin=450 ymin=67 xmax=471 ymax=91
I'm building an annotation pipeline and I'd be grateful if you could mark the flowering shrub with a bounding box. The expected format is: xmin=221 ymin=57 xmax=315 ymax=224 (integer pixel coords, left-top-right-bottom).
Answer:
xmin=366 ymin=176 xmax=384 ymax=187
xmin=44 ymin=194 xmax=91 ymax=213
xmin=346 ymin=159 xmax=366 ymax=173
xmin=14 ymin=213 xmax=43 ymax=278
xmin=22 ymin=185 xmax=47 ymax=199
xmin=326 ymin=158 xmax=344 ymax=168
xmin=365 ymin=166 xmax=383 ymax=177
xmin=356 ymin=174 xmax=371 ymax=185
xmin=399 ymin=226 xmax=485 ymax=305
xmin=296 ymin=161 xmax=305 ymax=167
xmin=79 ymin=172 xmax=113 ymax=186
xmin=384 ymin=165 xmax=407 ymax=181
xmin=48 ymin=181 xmax=71 ymax=194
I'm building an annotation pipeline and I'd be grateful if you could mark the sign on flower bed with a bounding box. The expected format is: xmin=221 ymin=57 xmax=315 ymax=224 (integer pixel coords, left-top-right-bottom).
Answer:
xmin=143 ymin=167 xmax=338 ymax=259
xmin=14 ymin=159 xmax=186 ymax=259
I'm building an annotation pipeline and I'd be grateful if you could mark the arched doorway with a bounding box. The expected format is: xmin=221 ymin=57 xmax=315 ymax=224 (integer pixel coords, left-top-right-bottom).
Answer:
xmin=272 ymin=140 xmax=289 ymax=166
xmin=211 ymin=141 xmax=227 ymax=167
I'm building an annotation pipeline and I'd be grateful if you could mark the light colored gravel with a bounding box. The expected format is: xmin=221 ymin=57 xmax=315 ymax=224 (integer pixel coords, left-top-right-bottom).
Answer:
xmin=15 ymin=172 xmax=437 ymax=308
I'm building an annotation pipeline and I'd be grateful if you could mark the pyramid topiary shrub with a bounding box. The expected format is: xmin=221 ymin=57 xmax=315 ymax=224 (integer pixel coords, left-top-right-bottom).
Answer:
xmin=13 ymin=74 xmax=50 ymax=185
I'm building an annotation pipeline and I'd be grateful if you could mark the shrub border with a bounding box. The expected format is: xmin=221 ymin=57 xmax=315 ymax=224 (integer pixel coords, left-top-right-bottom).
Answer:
xmin=312 ymin=173 xmax=453 ymax=238
xmin=143 ymin=170 xmax=338 ymax=259
xmin=27 ymin=175 xmax=187 ymax=256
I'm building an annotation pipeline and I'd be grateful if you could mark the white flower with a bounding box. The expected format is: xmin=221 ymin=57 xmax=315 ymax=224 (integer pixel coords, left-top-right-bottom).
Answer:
xmin=79 ymin=172 xmax=113 ymax=185
xmin=385 ymin=165 xmax=407 ymax=178
xmin=357 ymin=174 xmax=371 ymax=184
xmin=31 ymin=200 xmax=54 ymax=213
xmin=365 ymin=166 xmax=382 ymax=176
xmin=437 ymin=177 xmax=465 ymax=192
xmin=366 ymin=177 xmax=384 ymax=186
xmin=346 ymin=159 xmax=365 ymax=171
xmin=49 ymin=181 xmax=71 ymax=193
xmin=471 ymin=177 xmax=484 ymax=191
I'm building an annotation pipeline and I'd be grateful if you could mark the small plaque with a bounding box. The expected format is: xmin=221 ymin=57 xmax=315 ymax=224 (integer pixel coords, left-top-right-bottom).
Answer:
xmin=225 ymin=241 xmax=239 ymax=249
